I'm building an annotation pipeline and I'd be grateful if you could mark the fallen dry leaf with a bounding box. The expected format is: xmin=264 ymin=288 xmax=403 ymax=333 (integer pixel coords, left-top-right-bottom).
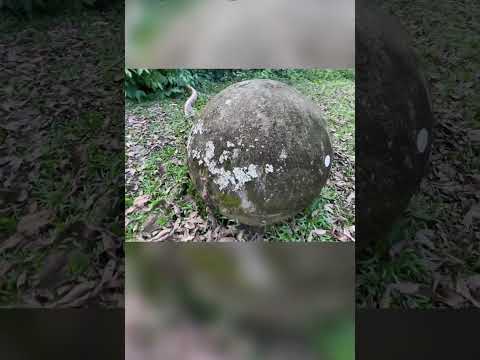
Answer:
xmin=466 ymin=274 xmax=480 ymax=291
xmin=307 ymin=229 xmax=327 ymax=241
xmin=0 ymin=234 xmax=25 ymax=253
xmin=390 ymin=282 xmax=421 ymax=295
xmin=436 ymin=288 xmax=466 ymax=308
xmin=218 ymin=237 xmax=236 ymax=242
xmin=0 ymin=260 xmax=15 ymax=277
xmin=331 ymin=227 xmax=354 ymax=242
xmin=101 ymin=232 xmax=116 ymax=256
xmin=126 ymin=194 xmax=151 ymax=215
xmin=463 ymin=203 xmax=480 ymax=229
xmin=455 ymin=278 xmax=480 ymax=308
xmin=98 ymin=259 xmax=116 ymax=288
xmin=17 ymin=209 xmax=54 ymax=236
xmin=16 ymin=271 xmax=27 ymax=289
xmin=54 ymin=281 xmax=97 ymax=306
xmin=142 ymin=214 xmax=161 ymax=233
xmin=150 ymin=228 xmax=173 ymax=241
xmin=36 ymin=251 xmax=69 ymax=288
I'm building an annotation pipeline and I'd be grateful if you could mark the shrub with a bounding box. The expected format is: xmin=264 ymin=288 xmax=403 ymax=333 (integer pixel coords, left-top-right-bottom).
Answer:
xmin=124 ymin=69 xmax=199 ymax=101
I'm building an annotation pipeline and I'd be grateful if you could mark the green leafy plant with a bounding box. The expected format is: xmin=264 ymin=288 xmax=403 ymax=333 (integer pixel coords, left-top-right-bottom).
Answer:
xmin=125 ymin=69 xmax=200 ymax=101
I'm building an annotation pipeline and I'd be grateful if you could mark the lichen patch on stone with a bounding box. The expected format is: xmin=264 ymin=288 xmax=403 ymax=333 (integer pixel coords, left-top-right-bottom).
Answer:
xmin=191 ymin=149 xmax=201 ymax=160
xmin=416 ymin=128 xmax=428 ymax=153
xmin=265 ymin=164 xmax=274 ymax=173
xmin=279 ymin=148 xmax=288 ymax=160
xmin=226 ymin=141 xmax=235 ymax=148
xmin=324 ymin=155 xmax=331 ymax=167
xmin=238 ymin=190 xmax=255 ymax=212
xmin=205 ymin=141 xmax=215 ymax=161
xmin=192 ymin=119 xmax=205 ymax=135
xmin=219 ymin=150 xmax=231 ymax=164
xmin=199 ymin=141 xmax=260 ymax=191
xmin=232 ymin=165 xmax=259 ymax=188
xmin=232 ymin=148 xmax=240 ymax=159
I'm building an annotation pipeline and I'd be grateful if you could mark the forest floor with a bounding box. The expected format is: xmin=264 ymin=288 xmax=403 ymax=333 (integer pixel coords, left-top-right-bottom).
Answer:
xmin=356 ymin=1 xmax=480 ymax=308
xmin=0 ymin=6 xmax=124 ymax=306
xmin=125 ymin=70 xmax=355 ymax=242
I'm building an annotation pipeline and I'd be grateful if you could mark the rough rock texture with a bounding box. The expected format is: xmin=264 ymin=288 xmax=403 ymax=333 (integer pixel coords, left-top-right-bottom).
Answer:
xmin=356 ymin=1 xmax=435 ymax=248
xmin=187 ymin=79 xmax=333 ymax=226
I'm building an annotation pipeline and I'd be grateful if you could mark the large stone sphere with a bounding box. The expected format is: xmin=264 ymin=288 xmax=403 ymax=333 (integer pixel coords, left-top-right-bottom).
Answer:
xmin=356 ymin=1 xmax=435 ymax=249
xmin=187 ymin=79 xmax=333 ymax=226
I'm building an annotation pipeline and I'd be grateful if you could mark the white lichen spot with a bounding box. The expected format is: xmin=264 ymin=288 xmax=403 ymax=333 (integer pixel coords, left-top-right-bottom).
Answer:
xmin=324 ymin=155 xmax=331 ymax=167
xmin=232 ymin=148 xmax=240 ymax=159
xmin=225 ymin=99 xmax=232 ymax=105
xmin=238 ymin=190 xmax=255 ymax=212
xmin=416 ymin=128 xmax=429 ymax=153
xmin=213 ymin=164 xmax=258 ymax=191
xmin=214 ymin=174 xmax=232 ymax=190
xmin=191 ymin=149 xmax=201 ymax=159
xmin=265 ymin=164 xmax=274 ymax=173
xmin=198 ymin=140 xmax=260 ymax=191
xmin=279 ymin=148 xmax=288 ymax=160
xmin=192 ymin=119 xmax=205 ymax=135
xmin=219 ymin=150 xmax=231 ymax=164
xmin=226 ymin=141 xmax=235 ymax=148
xmin=247 ymin=164 xmax=258 ymax=178
xmin=254 ymin=138 xmax=259 ymax=142
xmin=233 ymin=168 xmax=250 ymax=185
xmin=205 ymin=141 xmax=215 ymax=161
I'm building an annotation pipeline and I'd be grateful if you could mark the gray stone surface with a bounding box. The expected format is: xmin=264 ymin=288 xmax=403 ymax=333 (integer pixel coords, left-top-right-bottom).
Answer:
xmin=187 ymin=79 xmax=333 ymax=226
xmin=356 ymin=1 xmax=435 ymax=248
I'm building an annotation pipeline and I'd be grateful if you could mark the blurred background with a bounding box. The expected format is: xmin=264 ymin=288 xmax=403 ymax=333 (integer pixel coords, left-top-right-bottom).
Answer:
xmin=126 ymin=244 xmax=354 ymax=360
xmin=125 ymin=0 xmax=354 ymax=68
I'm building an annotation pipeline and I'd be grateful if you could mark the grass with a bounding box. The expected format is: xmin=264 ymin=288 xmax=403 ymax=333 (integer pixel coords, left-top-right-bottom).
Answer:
xmin=125 ymin=69 xmax=355 ymax=242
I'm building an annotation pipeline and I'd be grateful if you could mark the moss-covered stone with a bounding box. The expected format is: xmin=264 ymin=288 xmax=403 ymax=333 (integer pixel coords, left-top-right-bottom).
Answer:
xmin=218 ymin=193 xmax=241 ymax=208
xmin=187 ymin=79 xmax=333 ymax=226
xmin=356 ymin=1 xmax=435 ymax=248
